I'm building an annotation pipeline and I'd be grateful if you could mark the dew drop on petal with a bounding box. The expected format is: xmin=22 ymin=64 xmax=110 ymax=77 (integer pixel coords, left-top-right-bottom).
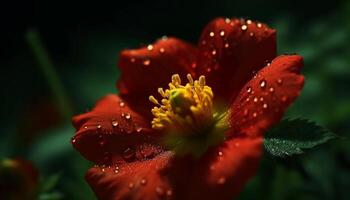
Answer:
xmin=243 ymin=109 xmax=248 ymax=116
xmin=156 ymin=186 xmax=164 ymax=196
xmin=224 ymin=43 xmax=230 ymax=48
xmin=97 ymin=124 xmax=102 ymax=129
xmin=269 ymin=87 xmax=275 ymax=93
xmin=260 ymin=79 xmax=267 ymax=88
xmin=281 ymin=96 xmax=288 ymax=102
xmin=241 ymin=25 xmax=248 ymax=31
xmin=209 ymin=31 xmax=215 ymax=37
xmin=147 ymin=44 xmax=153 ymax=51
xmin=159 ymin=48 xmax=165 ymax=53
xmin=253 ymin=112 xmax=258 ymax=118
xmin=257 ymin=23 xmax=262 ymax=28
xmin=263 ymin=103 xmax=268 ymax=109
xmin=140 ymin=178 xmax=147 ymax=185
xmin=253 ymin=97 xmax=258 ymax=103
xmin=166 ymin=189 xmax=173 ymax=196
xmin=112 ymin=120 xmax=119 ymax=127
xmin=218 ymin=151 xmax=223 ymax=156
xmin=136 ymin=127 xmax=143 ymax=133
xmin=125 ymin=113 xmax=131 ymax=119
xmin=143 ymin=59 xmax=151 ymax=66
xmin=277 ymin=78 xmax=283 ymax=85
xmin=84 ymin=126 xmax=88 ymax=129
xmin=119 ymin=101 xmax=125 ymax=107
xmin=219 ymin=30 xmax=225 ymax=37
xmin=217 ymin=177 xmax=226 ymax=184
xmin=246 ymin=19 xmax=252 ymax=24
xmin=225 ymin=18 xmax=231 ymax=23
xmin=211 ymin=50 xmax=217 ymax=55
xmin=260 ymin=97 xmax=264 ymax=102
xmin=128 ymin=183 xmax=134 ymax=189
xmin=247 ymin=86 xmax=252 ymax=94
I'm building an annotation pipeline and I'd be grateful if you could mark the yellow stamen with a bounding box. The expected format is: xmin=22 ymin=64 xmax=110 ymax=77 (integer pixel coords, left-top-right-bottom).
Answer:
xmin=149 ymin=74 xmax=214 ymax=132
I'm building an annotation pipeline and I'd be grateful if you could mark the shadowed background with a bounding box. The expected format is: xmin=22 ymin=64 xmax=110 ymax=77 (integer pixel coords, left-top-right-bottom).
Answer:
xmin=1 ymin=0 xmax=349 ymax=199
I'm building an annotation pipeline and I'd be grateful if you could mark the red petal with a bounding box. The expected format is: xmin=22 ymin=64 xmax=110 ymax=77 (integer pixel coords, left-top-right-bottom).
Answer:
xmin=117 ymin=38 xmax=199 ymax=117
xmin=197 ymin=18 xmax=276 ymax=103
xmin=72 ymin=94 xmax=161 ymax=165
xmin=229 ymin=55 xmax=304 ymax=137
xmin=86 ymin=152 xmax=175 ymax=200
xmin=85 ymin=137 xmax=262 ymax=200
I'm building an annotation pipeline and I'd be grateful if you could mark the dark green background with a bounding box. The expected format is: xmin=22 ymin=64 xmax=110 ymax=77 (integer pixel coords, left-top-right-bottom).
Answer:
xmin=1 ymin=0 xmax=350 ymax=199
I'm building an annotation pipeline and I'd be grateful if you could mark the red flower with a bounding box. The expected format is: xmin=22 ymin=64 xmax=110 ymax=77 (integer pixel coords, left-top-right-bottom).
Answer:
xmin=72 ymin=18 xmax=304 ymax=200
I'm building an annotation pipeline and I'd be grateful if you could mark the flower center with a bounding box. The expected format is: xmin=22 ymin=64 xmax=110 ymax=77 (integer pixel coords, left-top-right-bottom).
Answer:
xmin=149 ymin=74 xmax=229 ymax=156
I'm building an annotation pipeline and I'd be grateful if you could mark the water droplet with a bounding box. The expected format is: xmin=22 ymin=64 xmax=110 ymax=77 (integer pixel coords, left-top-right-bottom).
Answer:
xmin=210 ymin=165 xmax=215 ymax=170
xmin=224 ymin=43 xmax=230 ymax=48
xmin=253 ymin=112 xmax=257 ymax=117
xmin=166 ymin=189 xmax=173 ymax=196
xmin=243 ymin=109 xmax=248 ymax=116
xmin=247 ymin=86 xmax=252 ymax=94
xmin=277 ymin=78 xmax=283 ymax=85
xmin=114 ymin=169 xmax=119 ymax=174
xmin=217 ymin=177 xmax=226 ymax=184
xmin=84 ymin=126 xmax=88 ymax=129
xmin=119 ymin=101 xmax=125 ymax=107
xmin=253 ymin=97 xmax=258 ymax=102
xmin=249 ymin=32 xmax=254 ymax=37
xmin=99 ymin=140 xmax=105 ymax=146
xmin=136 ymin=127 xmax=143 ymax=133
xmin=269 ymin=87 xmax=275 ymax=93
xmin=246 ymin=97 xmax=250 ymax=102
xmin=125 ymin=113 xmax=131 ymax=119
xmin=257 ymin=23 xmax=262 ymax=28
xmin=156 ymin=186 xmax=164 ymax=196
xmin=97 ymin=124 xmax=102 ymax=129
xmin=209 ymin=31 xmax=215 ymax=37
xmin=219 ymin=30 xmax=225 ymax=37
xmin=159 ymin=48 xmax=165 ymax=53
xmin=112 ymin=121 xmax=119 ymax=127
xmin=72 ymin=138 xmax=76 ymax=143
xmin=147 ymin=44 xmax=153 ymax=51
xmin=225 ymin=18 xmax=231 ymax=23
xmin=263 ymin=103 xmax=268 ymax=109
xmin=260 ymin=79 xmax=266 ymax=88
xmin=140 ymin=178 xmax=147 ymax=185
xmin=143 ymin=59 xmax=151 ymax=66
xmin=161 ymin=35 xmax=168 ymax=40
xmin=218 ymin=151 xmax=223 ymax=156
xmin=128 ymin=183 xmax=134 ymax=189
xmin=130 ymin=58 xmax=136 ymax=63
xmin=246 ymin=19 xmax=252 ymax=24
xmin=101 ymin=167 xmax=105 ymax=172
xmin=122 ymin=147 xmax=135 ymax=160
xmin=211 ymin=50 xmax=217 ymax=55
xmin=260 ymin=97 xmax=264 ymax=102
xmin=281 ymin=96 xmax=288 ymax=102
xmin=241 ymin=25 xmax=248 ymax=31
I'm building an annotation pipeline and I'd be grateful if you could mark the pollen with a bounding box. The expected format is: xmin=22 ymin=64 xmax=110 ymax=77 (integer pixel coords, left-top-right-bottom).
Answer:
xmin=149 ymin=74 xmax=214 ymax=132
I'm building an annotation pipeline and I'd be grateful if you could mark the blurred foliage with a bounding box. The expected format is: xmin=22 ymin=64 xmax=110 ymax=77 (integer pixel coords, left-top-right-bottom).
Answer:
xmin=1 ymin=0 xmax=350 ymax=199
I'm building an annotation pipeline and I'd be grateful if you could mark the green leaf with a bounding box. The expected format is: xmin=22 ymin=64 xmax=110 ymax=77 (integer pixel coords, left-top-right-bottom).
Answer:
xmin=40 ymin=173 xmax=62 ymax=193
xmin=264 ymin=118 xmax=337 ymax=157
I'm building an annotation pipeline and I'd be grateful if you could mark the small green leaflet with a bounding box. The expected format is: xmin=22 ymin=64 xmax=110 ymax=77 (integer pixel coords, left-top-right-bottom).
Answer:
xmin=264 ymin=118 xmax=337 ymax=157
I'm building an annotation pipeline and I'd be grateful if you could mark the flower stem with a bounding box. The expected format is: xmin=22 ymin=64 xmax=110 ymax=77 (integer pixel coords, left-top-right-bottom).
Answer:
xmin=26 ymin=29 xmax=73 ymax=122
